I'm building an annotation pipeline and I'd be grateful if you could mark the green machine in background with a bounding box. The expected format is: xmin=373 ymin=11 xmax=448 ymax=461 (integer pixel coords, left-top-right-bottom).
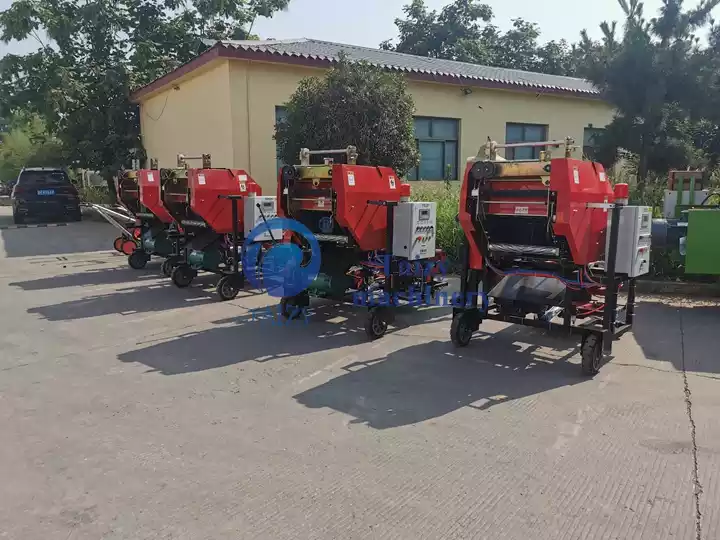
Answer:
xmin=653 ymin=169 xmax=720 ymax=275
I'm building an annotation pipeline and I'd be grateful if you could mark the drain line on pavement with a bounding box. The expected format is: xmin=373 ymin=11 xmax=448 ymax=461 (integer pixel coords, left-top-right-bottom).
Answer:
xmin=679 ymin=309 xmax=703 ymax=540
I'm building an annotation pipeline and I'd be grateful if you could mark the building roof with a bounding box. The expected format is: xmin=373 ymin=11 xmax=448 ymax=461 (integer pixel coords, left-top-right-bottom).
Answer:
xmin=131 ymin=38 xmax=600 ymax=101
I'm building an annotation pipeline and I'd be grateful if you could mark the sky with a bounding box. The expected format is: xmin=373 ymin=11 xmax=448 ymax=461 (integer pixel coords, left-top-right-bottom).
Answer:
xmin=0 ymin=0 xmax=680 ymax=58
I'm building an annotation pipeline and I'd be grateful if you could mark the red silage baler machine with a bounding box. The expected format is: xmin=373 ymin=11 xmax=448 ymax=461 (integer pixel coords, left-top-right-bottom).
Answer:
xmin=451 ymin=138 xmax=652 ymax=375
xmin=115 ymin=167 xmax=185 ymax=271
xmin=161 ymin=156 xmax=279 ymax=301
xmin=276 ymin=146 xmax=447 ymax=339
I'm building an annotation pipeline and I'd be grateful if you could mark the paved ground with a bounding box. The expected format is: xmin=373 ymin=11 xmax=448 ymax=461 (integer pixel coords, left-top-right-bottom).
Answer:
xmin=1 ymin=206 xmax=720 ymax=539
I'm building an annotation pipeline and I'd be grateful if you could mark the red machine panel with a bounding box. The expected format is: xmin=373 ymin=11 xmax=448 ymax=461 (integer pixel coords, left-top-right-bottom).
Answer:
xmin=459 ymin=161 xmax=484 ymax=270
xmin=278 ymin=164 xmax=411 ymax=252
xmin=137 ymin=169 xmax=174 ymax=224
xmin=187 ymin=169 xmax=261 ymax=234
xmin=335 ymin=165 xmax=410 ymax=251
xmin=549 ymin=159 xmax=614 ymax=265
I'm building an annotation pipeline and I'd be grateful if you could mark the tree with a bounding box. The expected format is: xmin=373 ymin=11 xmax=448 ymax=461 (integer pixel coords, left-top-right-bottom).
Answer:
xmin=381 ymin=0 xmax=580 ymax=75
xmin=577 ymin=0 xmax=720 ymax=188
xmin=0 ymin=113 xmax=65 ymax=183
xmin=0 ymin=0 xmax=291 ymax=197
xmin=275 ymin=57 xmax=420 ymax=177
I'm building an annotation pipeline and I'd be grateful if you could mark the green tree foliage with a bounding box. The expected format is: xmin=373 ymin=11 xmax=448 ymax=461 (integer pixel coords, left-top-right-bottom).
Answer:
xmin=275 ymin=57 xmax=420 ymax=177
xmin=0 ymin=113 xmax=65 ymax=183
xmin=576 ymin=0 xmax=720 ymax=188
xmin=0 ymin=0 xmax=291 ymax=185
xmin=380 ymin=0 xmax=579 ymax=75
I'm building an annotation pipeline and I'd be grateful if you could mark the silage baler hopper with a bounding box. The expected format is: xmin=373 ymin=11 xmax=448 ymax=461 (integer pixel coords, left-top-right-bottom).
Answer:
xmin=162 ymin=161 xmax=278 ymax=300
xmin=276 ymin=146 xmax=447 ymax=339
xmin=452 ymin=138 xmax=651 ymax=375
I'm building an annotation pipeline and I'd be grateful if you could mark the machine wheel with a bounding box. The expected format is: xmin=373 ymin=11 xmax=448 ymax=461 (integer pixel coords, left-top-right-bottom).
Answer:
xmin=280 ymin=297 xmax=300 ymax=320
xmin=121 ymin=240 xmax=136 ymax=255
xmin=113 ymin=237 xmax=124 ymax=253
xmin=450 ymin=312 xmax=474 ymax=347
xmin=581 ymin=333 xmax=603 ymax=376
xmin=217 ymin=275 xmax=240 ymax=301
xmin=171 ymin=265 xmax=196 ymax=288
xmin=128 ymin=250 xmax=149 ymax=270
xmin=160 ymin=259 xmax=175 ymax=278
xmin=364 ymin=308 xmax=388 ymax=341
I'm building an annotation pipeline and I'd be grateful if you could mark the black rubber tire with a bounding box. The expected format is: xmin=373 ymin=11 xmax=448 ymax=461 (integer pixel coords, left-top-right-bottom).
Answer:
xmin=70 ymin=210 xmax=82 ymax=222
xmin=216 ymin=275 xmax=240 ymax=301
xmin=13 ymin=213 xmax=24 ymax=225
xmin=450 ymin=312 xmax=473 ymax=347
xmin=581 ymin=333 xmax=603 ymax=376
xmin=171 ymin=265 xmax=195 ymax=288
xmin=160 ymin=259 xmax=174 ymax=278
xmin=128 ymin=250 xmax=149 ymax=270
xmin=364 ymin=309 xmax=388 ymax=341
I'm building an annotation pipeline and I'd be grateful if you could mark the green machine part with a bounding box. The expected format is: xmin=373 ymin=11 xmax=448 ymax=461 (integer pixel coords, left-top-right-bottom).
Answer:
xmin=685 ymin=209 xmax=720 ymax=274
xmin=143 ymin=230 xmax=174 ymax=257
xmin=187 ymin=248 xmax=223 ymax=271
xmin=307 ymin=272 xmax=354 ymax=298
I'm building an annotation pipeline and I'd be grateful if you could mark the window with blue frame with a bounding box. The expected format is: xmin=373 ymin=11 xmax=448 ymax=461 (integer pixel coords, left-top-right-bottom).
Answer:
xmin=408 ymin=117 xmax=459 ymax=181
xmin=275 ymin=106 xmax=288 ymax=173
xmin=505 ymin=123 xmax=548 ymax=160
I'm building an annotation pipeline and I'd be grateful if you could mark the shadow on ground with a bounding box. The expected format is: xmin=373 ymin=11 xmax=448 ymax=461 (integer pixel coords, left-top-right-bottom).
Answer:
xmin=26 ymin=276 xmax=227 ymax=321
xmin=116 ymin=301 xmax=388 ymax=375
xmin=294 ymin=324 xmax=585 ymax=429
xmin=10 ymin=266 xmax=160 ymax=291
xmin=632 ymin=299 xmax=720 ymax=375
xmin=0 ymin=219 xmax=115 ymax=258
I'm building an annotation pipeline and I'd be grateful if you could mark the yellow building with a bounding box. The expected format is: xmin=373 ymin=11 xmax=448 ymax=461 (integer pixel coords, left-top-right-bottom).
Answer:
xmin=131 ymin=38 xmax=613 ymax=191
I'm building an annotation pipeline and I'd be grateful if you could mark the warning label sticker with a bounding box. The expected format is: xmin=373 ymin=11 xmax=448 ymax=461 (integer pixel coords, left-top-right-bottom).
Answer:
xmin=515 ymin=206 xmax=529 ymax=215
xmin=198 ymin=174 xmax=206 ymax=185
xmin=573 ymin=168 xmax=580 ymax=184
xmin=348 ymin=172 xmax=355 ymax=186
xmin=148 ymin=172 xmax=155 ymax=183
xmin=389 ymin=176 xmax=396 ymax=189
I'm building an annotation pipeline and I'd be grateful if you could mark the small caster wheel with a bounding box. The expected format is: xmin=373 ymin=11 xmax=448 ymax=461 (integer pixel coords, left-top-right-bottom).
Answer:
xmin=121 ymin=239 xmax=136 ymax=255
xmin=280 ymin=297 xmax=300 ymax=319
xmin=128 ymin=250 xmax=149 ymax=270
xmin=217 ymin=275 xmax=240 ymax=301
xmin=171 ymin=265 xmax=195 ymax=288
xmin=581 ymin=333 xmax=603 ymax=376
xmin=364 ymin=308 xmax=388 ymax=340
xmin=160 ymin=259 xmax=174 ymax=277
xmin=113 ymin=237 xmax=124 ymax=252
xmin=450 ymin=312 xmax=474 ymax=347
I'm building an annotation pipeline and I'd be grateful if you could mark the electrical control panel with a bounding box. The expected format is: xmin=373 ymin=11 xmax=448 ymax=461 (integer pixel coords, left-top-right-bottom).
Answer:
xmin=605 ymin=205 xmax=652 ymax=277
xmin=392 ymin=201 xmax=437 ymax=260
xmin=244 ymin=195 xmax=281 ymax=241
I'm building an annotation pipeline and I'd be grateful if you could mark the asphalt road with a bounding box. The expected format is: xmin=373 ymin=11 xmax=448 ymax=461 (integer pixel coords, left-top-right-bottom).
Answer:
xmin=1 ymin=206 xmax=719 ymax=539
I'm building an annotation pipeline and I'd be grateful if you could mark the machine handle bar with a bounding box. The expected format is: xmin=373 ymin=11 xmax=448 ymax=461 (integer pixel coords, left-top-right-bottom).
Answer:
xmin=367 ymin=200 xmax=398 ymax=207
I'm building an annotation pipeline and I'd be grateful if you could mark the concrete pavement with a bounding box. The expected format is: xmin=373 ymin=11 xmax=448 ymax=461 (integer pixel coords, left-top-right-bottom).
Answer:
xmin=0 ymin=206 xmax=719 ymax=539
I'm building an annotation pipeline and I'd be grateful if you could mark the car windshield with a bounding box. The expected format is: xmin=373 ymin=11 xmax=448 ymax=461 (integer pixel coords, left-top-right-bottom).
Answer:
xmin=19 ymin=171 xmax=70 ymax=186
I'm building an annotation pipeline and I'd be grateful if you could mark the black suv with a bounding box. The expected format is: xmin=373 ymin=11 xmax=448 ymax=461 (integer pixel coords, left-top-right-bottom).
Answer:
xmin=11 ymin=168 xmax=81 ymax=224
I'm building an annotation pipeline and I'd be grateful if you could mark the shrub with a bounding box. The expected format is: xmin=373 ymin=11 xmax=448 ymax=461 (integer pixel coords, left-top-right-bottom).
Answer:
xmin=275 ymin=55 xmax=419 ymax=176
xmin=77 ymin=185 xmax=112 ymax=205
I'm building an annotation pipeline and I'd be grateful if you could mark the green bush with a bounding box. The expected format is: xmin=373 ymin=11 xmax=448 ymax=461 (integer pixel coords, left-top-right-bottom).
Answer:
xmin=77 ymin=185 xmax=112 ymax=205
xmin=410 ymin=182 xmax=463 ymax=269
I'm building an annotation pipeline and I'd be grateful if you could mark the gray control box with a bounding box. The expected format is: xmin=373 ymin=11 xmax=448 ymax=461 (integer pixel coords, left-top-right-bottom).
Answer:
xmin=392 ymin=202 xmax=437 ymax=260
xmin=605 ymin=205 xmax=652 ymax=277
xmin=244 ymin=196 xmax=281 ymax=241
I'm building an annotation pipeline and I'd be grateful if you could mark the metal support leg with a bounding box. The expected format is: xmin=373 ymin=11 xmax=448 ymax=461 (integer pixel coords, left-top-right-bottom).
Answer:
xmin=626 ymin=278 xmax=636 ymax=325
xmin=603 ymin=201 xmax=622 ymax=353
xmin=231 ymin=198 xmax=239 ymax=275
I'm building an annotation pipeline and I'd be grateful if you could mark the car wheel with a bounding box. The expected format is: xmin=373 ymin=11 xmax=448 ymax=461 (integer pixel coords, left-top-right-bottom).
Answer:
xmin=13 ymin=212 xmax=24 ymax=225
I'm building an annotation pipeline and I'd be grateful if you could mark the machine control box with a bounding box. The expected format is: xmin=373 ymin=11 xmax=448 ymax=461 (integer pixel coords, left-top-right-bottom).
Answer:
xmin=392 ymin=202 xmax=437 ymax=260
xmin=244 ymin=195 xmax=281 ymax=241
xmin=606 ymin=205 xmax=652 ymax=277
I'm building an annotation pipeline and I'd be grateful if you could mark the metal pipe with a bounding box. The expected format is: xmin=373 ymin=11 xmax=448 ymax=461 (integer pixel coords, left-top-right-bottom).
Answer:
xmin=88 ymin=205 xmax=135 ymax=237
